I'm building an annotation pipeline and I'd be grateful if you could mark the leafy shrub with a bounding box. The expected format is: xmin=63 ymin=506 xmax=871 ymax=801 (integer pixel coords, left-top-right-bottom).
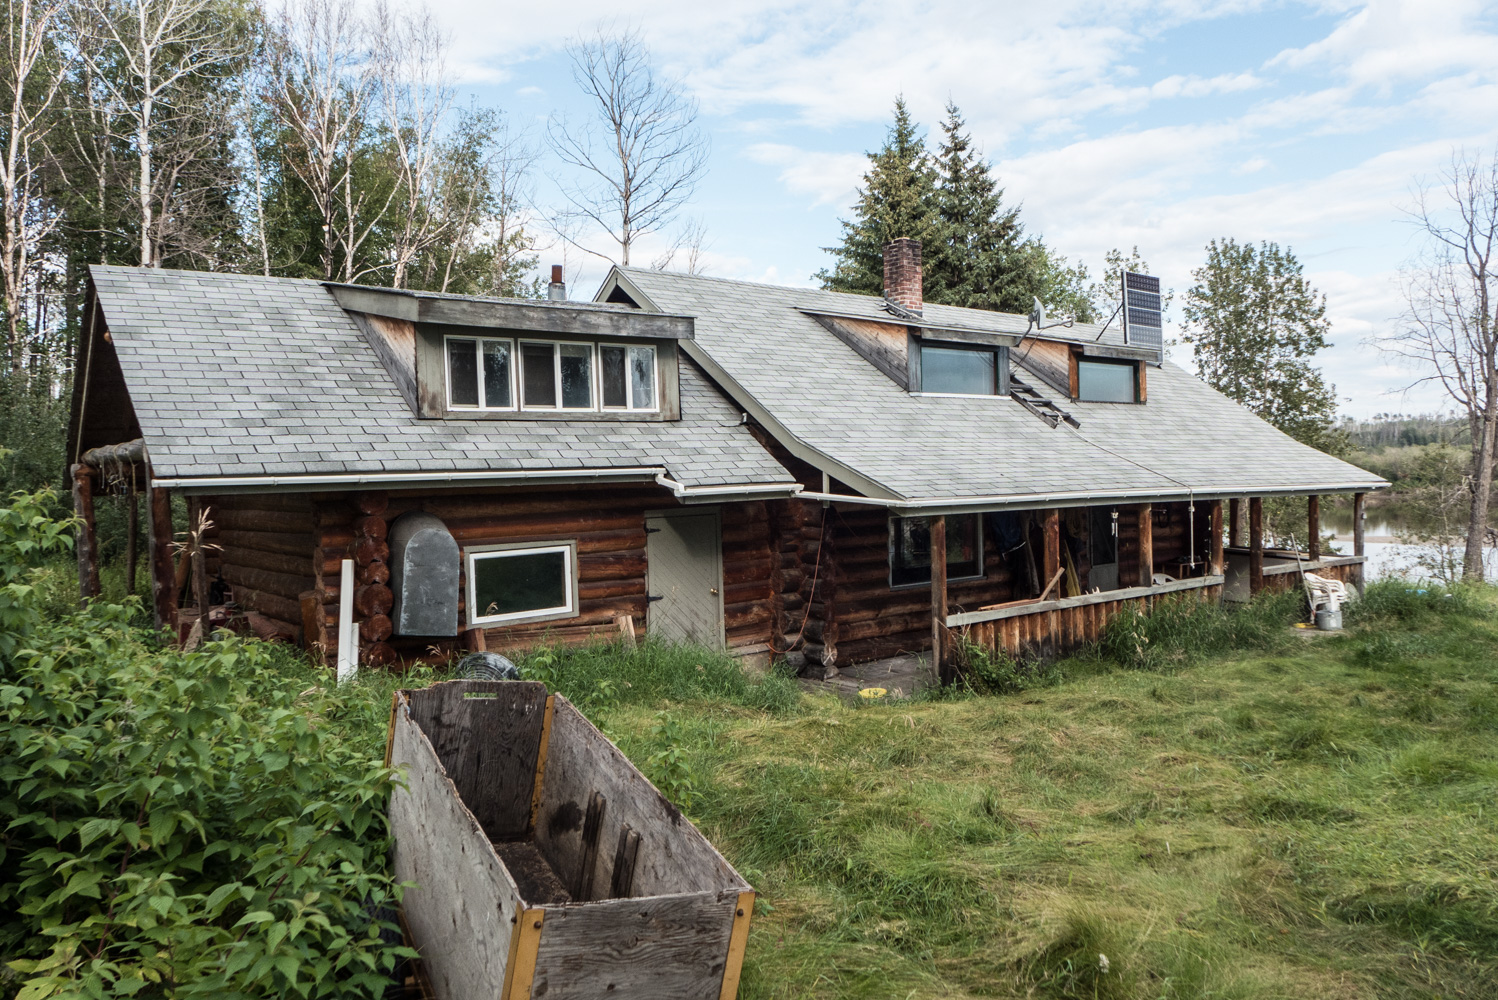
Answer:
xmin=0 ymin=495 xmax=409 ymax=998
xmin=643 ymin=713 xmax=701 ymax=814
xmin=1100 ymin=590 xmax=1301 ymax=670
xmin=954 ymin=637 xmax=1059 ymax=695
xmin=1344 ymin=578 xmax=1491 ymax=628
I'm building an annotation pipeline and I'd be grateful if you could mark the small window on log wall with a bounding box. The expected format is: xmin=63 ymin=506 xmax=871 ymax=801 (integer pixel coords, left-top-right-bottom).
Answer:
xmin=466 ymin=541 xmax=579 ymax=626
xmin=889 ymin=514 xmax=983 ymax=588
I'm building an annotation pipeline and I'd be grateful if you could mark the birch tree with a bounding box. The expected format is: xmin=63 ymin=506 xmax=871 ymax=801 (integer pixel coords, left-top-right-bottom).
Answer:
xmin=1391 ymin=150 xmax=1498 ymax=581
xmin=261 ymin=0 xmax=378 ymax=281
xmin=547 ymin=27 xmax=707 ymax=265
xmin=0 ymin=0 xmax=66 ymax=372
xmin=76 ymin=0 xmax=253 ymax=267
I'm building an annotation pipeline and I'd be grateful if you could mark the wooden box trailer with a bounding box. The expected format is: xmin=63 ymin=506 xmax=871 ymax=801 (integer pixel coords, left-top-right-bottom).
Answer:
xmin=386 ymin=680 xmax=754 ymax=999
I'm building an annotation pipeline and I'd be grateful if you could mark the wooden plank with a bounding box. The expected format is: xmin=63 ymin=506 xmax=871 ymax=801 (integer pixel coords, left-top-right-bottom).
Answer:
xmin=1209 ymin=500 xmax=1224 ymax=576
xmin=1042 ymin=509 xmax=1060 ymax=594
xmin=529 ymin=891 xmax=738 ymax=1000
xmin=1352 ymin=492 xmax=1366 ymax=596
xmin=573 ymin=791 xmax=607 ymax=901
xmin=719 ymin=891 xmax=755 ymax=1000
xmin=149 ymin=484 xmax=176 ymax=631
xmin=609 ymin=824 xmax=642 ymax=899
xmin=931 ymin=514 xmax=947 ymax=683
xmin=1228 ymin=498 xmax=1241 ymax=548
xmin=406 ymin=681 xmax=549 ymax=840
xmin=388 ymin=701 xmax=523 ymax=999
xmin=72 ymin=464 xmax=99 ymax=601
xmin=534 ymin=698 xmax=746 ymax=902
xmin=529 ymin=694 xmax=556 ymax=833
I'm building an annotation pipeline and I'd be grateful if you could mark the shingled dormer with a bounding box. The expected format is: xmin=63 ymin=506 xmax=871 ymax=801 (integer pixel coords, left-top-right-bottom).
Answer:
xmin=324 ymin=283 xmax=695 ymax=421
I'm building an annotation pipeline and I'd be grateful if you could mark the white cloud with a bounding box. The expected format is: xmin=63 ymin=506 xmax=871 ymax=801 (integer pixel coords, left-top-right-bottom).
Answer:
xmin=745 ymin=143 xmax=867 ymax=209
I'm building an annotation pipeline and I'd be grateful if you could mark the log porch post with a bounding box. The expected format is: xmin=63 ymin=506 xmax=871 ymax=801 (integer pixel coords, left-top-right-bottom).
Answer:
xmin=1042 ymin=508 xmax=1061 ymax=592
xmin=149 ymin=483 xmax=177 ymax=631
xmin=930 ymin=514 xmax=948 ymax=684
xmin=1137 ymin=503 xmax=1153 ymax=586
xmin=1249 ymin=497 xmax=1265 ymax=596
xmin=1307 ymin=495 xmax=1320 ymax=562
xmin=1209 ymin=499 xmax=1224 ymax=576
xmin=1229 ymin=498 xmax=1242 ymax=548
xmin=70 ymin=463 xmax=100 ymax=602
xmin=1352 ymin=491 xmax=1366 ymax=596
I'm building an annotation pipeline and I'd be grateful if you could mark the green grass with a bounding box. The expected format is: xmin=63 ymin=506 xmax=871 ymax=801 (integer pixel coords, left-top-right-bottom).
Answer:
xmin=574 ymin=584 xmax=1498 ymax=999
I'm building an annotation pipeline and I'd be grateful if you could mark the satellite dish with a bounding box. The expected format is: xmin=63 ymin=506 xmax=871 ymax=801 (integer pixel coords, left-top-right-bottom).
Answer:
xmin=1026 ymin=296 xmax=1073 ymax=334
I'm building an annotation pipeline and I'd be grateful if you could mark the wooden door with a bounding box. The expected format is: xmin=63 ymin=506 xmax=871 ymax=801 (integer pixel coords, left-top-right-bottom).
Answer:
xmin=645 ymin=510 xmax=724 ymax=648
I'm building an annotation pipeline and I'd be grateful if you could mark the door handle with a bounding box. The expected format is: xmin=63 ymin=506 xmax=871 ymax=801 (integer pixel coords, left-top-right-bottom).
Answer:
xmin=709 ymin=588 xmax=719 ymax=595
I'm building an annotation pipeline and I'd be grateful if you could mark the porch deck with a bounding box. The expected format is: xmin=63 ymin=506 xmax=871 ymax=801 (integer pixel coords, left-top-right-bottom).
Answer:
xmin=1223 ymin=549 xmax=1364 ymax=602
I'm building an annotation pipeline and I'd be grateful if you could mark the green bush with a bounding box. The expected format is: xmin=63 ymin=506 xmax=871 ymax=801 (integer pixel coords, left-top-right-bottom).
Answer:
xmin=0 ymin=496 xmax=410 ymax=999
xmin=1100 ymin=590 xmax=1302 ymax=670
xmin=954 ymin=637 xmax=1059 ymax=695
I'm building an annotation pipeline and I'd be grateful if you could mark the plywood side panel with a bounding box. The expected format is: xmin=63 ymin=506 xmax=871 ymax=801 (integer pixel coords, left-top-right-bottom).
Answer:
xmin=535 ymin=698 xmax=744 ymax=902
xmin=389 ymin=700 xmax=523 ymax=998
xmin=531 ymin=891 xmax=738 ymax=1000
xmin=1016 ymin=338 xmax=1073 ymax=396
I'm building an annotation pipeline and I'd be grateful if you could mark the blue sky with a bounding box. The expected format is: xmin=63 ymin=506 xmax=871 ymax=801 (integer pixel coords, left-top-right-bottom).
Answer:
xmin=427 ymin=0 xmax=1498 ymax=419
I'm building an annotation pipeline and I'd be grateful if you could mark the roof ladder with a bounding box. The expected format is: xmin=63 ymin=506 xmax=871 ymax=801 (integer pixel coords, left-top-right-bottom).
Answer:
xmin=1009 ymin=373 xmax=1081 ymax=429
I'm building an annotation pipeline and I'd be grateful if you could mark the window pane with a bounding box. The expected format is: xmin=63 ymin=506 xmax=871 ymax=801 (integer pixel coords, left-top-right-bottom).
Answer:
xmin=922 ymin=346 xmax=996 ymax=395
xmin=601 ymin=346 xmax=627 ymax=407
xmin=521 ymin=343 xmax=556 ymax=407
xmin=472 ymin=550 xmax=568 ymax=619
xmin=1077 ymin=360 xmax=1136 ymax=402
xmin=891 ymin=514 xmax=981 ymax=586
xmin=448 ymin=339 xmax=479 ymax=406
xmin=560 ymin=344 xmax=593 ymax=408
xmin=629 ymin=347 xmax=656 ymax=409
xmin=482 ymin=340 xmax=512 ymax=408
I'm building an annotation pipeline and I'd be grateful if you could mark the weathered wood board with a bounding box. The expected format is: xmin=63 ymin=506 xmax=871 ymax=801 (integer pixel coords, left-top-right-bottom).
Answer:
xmin=389 ymin=693 xmax=525 ymax=998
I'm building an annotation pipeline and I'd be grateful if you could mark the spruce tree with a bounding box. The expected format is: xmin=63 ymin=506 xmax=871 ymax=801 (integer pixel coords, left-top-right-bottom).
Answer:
xmin=817 ymin=97 xmax=939 ymax=297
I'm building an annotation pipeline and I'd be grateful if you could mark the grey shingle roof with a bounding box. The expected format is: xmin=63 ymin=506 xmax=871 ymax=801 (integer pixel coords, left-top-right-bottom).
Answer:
xmin=90 ymin=266 xmax=792 ymax=489
xmin=611 ymin=268 xmax=1386 ymax=506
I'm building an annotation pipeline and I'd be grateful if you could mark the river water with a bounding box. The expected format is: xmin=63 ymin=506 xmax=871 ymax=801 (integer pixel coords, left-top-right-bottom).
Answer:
xmin=1320 ymin=506 xmax=1498 ymax=582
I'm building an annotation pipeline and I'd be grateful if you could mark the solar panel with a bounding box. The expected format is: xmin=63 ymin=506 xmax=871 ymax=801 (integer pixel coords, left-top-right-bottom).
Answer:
xmin=1121 ymin=271 xmax=1163 ymax=362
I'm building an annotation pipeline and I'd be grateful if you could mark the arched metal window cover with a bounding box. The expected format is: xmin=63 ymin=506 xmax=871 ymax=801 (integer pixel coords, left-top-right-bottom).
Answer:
xmin=389 ymin=511 xmax=460 ymax=636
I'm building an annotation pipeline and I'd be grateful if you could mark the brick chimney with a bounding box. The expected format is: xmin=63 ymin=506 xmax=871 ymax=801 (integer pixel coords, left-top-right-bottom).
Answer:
xmin=883 ymin=238 xmax=923 ymax=315
xmin=547 ymin=264 xmax=566 ymax=301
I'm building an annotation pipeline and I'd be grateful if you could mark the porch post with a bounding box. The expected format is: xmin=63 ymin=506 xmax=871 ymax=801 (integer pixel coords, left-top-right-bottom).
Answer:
xmin=1137 ymin=503 xmax=1153 ymax=586
xmin=1249 ymin=497 xmax=1265 ymax=596
xmin=1307 ymin=495 xmax=1320 ymax=562
xmin=1352 ymin=491 xmax=1366 ymax=596
xmin=1042 ymin=508 xmax=1061 ymax=594
xmin=1229 ymin=498 xmax=1242 ymax=548
xmin=70 ymin=463 xmax=100 ymax=602
xmin=1209 ymin=499 xmax=1224 ymax=576
xmin=149 ymin=483 xmax=178 ymax=632
xmin=930 ymin=515 xmax=948 ymax=683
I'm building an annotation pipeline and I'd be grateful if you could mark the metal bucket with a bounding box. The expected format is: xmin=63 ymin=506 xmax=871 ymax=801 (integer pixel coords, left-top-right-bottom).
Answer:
xmin=1315 ymin=608 xmax=1342 ymax=631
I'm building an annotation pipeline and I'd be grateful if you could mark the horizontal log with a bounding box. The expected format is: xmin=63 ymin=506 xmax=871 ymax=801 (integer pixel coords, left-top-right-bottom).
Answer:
xmin=230 ymin=585 xmax=303 ymax=625
xmin=577 ymin=553 xmax=647 ymax=579
xmin=359 ymin=614 xmax=393 ymax=642
xmin=354 ymin=514 xmax=388 ymax=541
xmin=352 ymin=491 xmax=388 ymax=516
xmin=219 ymin=528 xmax=316 ymax=557
xmin=354 ymin=537 xmax=389 ymax=567
xmin=361 ymin=641 xmax=397 ymax=668
xmin=388 ymin=495 xmax=656 ymax=521
xmin=209 ymin=493 xmax=311 ymax=515
xmin=354 ymin=584 xmax=394 ymax=618
xmin=228 ymin=546 xmax=316 ymax=579
xmin=222 ymin=563 xmax=314 ymax=602
xmin=578 ymin=578 xmax=645 ymax=601
xmin=356 ymin=560 xmax=390 ymax=586
xmin=213 ymin=508 xmax=315 ymax=533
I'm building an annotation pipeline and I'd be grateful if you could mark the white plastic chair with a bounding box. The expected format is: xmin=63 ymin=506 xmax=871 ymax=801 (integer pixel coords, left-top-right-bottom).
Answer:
xmin=1303 ymin=572 xmax=1350 ymax=614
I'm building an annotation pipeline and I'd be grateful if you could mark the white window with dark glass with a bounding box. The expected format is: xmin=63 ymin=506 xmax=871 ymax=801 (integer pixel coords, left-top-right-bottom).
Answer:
xmin=466 ymin=541 xmax=578 ymax=626
xmin=446 ymin=336 xmax=658 ymax=413
xmin=1077 ymin=359 xmax=1138 ymax=403
xmin=599 ymin=344 xmax=658 ymax=410
xmin=446 ymin=336 xmax=515 ymax=410
xmin=919 ymin=343 xmax=1005 ymax=396
xmin=889 ymin=513 xmax=983 ymax=587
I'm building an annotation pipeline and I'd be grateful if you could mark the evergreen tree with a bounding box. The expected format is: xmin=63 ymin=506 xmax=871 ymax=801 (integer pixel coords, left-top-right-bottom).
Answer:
xmin=1181 ymin=238 xmax=1345 ymax=454
xmin=817 ymin=97 xmax=939 ymax=297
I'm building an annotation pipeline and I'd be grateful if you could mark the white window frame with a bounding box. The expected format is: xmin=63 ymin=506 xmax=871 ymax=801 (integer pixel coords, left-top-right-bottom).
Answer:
xmin=598 ymin=342 xmax=660 ymax=412
xmin=444 ymin=334 xmax=517 ymax=411
xmin=465 ymin=540 xmax=579 ymax=626
xmin=518 ymin=340 xmax=601 ymax=412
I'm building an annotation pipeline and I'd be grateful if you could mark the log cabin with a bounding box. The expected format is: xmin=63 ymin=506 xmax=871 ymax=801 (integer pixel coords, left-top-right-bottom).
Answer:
xmin=69 ymin=241 xmax=1386 ymax=679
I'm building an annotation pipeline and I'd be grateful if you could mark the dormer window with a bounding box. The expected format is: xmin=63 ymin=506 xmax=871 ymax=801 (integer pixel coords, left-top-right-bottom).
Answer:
xmin=916 ymin=342 xmax=1009 ymax=396
xmin=1077 ymin=358 xmax=1139 ymax=403
xmin=446 ymin=335 xmax=658 ymax=413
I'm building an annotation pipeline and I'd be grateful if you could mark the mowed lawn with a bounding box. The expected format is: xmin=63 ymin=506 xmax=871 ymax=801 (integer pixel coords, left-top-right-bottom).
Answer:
xmin=585 ymin=588 xmax=1498 ymax=999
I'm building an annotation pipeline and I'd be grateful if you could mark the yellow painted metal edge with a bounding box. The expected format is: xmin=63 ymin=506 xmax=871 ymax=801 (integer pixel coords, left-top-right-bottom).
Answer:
xmin=717 ymin=891 xmax=755 ymax=1000
xmin=528 ymin=694 xmax=556 ymax=832
xmin=383 ymin=690 xmax=406 ymax=769
xmin=501 ymin=907 xmax=544 ymax=1000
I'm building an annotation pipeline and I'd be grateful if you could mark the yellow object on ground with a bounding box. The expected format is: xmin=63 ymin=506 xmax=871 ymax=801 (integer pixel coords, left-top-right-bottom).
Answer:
xmin=858 ymin=687 xmax=888 ymax=699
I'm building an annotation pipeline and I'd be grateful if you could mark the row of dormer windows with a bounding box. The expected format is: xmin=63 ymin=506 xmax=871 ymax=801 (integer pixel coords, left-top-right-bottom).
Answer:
xmin=446 ymin=336 xmax=658 ymax=413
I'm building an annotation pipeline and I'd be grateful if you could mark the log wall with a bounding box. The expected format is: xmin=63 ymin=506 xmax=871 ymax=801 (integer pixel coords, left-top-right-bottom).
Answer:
xmin=960 ymin=584 xmax=1224 ymax=661
xmin=201 ymin=494 xmax=316 ymax=634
